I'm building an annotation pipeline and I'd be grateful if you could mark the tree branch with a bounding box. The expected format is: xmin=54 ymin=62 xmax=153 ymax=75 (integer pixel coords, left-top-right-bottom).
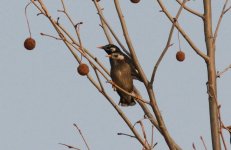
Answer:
xmin=213 ymin=0 xmax=230 ymax=43
xmin=150 ymin=0 xmax=188 ymax=85
xmin=175 ymin=0 xmax=204 ymax=18
xmin=157 ymin=0 xmax=209 ymax=62
xmin=114 ymin=0 xmax=149 ymax=85
xmin=92 ymin=0 xmax=113 ymax=44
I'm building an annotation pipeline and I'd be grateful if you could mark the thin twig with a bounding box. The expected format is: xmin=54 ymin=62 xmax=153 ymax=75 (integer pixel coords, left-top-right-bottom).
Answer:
xmin=200 ymin=136 xmax=208 ymax=150
xmin=92 ymin=0 xmax=113 ymax=44
xmin=117 ymin=132 xmax=136 ymax=138
xmin=150 ymin=0 xmax=187 ymax=84
xmin=151 ymin=125 xmax=154 ymax=148
xmin=217 ymin=64 xmax=231 ymax=78
xmin=175 ymin=0 xmax=204 ymax=18
xmin=157 ymin=0 xmax=209 ymax=62
xmin=192 ymin=143 xmax=197 ymax=150
xmin=59 ymin=143 xmax=81 ymax=150
xmin=73 ymin=124 xmax=90 ymax=150
xmin=136 ymin=120 xmax=150 ymax=148
xmin=40 ymin=32 xmax=62 ymax=40
xmin=55 ymin=22 xmax=110 ymax=76
xmin=217 ymin=105 xmax=228 ymax=150
xmin=213 ymin=0 xmax=230 ymax=43
xmin=96 ymin=9 xmax=131 ymax=57
xmin=93 ymin=67 xmax=105 ymax=93
xmin=114 ymin=0 xmax=149 ymax=85
xmin=25 ymin=2 xmax=32 ymax=37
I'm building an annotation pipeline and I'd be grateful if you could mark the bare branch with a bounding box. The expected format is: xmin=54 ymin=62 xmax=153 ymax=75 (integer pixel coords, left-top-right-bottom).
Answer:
xmin=94 ymin=2 xmax=130 ymax=56
xmin=40 ymin=32 xmax=62 ymax=40
xmin=157 ymin=0 xmax=209 ymax=62
xmin=73 ymin=124 xmax=90 ymax=150
xmin=213 ymin=0 xmax=230 ymax=43
xmin=92 ymin=0 xmax=113 ymax=44
xmin=93 ymin=68 xmax=105 ymax=93
xmin=175 ymin=0 xmax=204 ymax=18
xmin=217 ymin=64 xmax=231 ymax=78
xmin=192 ymin=143 xmax=196 ymax=150
xmin=150 ymin=0 xmax=187 ymax=84
xmin=217 ymin=105 xmax=228 ymax=150
xmin=59 ymin=143 xmax=81 ymax=150
xmin=117 ymin=132 xmax=136 ymax=138
xmin=136 ymin=120 xmax=150 ymax=148
xmin=200 ymin=136 xmax=208 ymax=150
xmin=110 ymin=5 xmax=179 ymax=148
xmin=114 ymin=0 xmax=149 ymax=85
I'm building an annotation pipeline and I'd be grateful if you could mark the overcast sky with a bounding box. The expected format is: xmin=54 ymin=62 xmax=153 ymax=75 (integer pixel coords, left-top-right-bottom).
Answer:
xmin=0 ymin=1 xmax=231 ymax=150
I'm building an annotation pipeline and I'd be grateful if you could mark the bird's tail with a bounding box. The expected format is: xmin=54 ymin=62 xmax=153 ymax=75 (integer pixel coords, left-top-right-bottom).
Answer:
xmin=119 ymin=96 xmax=136 ymax=107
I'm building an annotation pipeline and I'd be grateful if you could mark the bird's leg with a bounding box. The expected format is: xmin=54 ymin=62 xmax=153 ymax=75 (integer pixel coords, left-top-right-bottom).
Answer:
xmin=107 ymin=80 xmax=117 ymax=91
xmin=132 ymin=91 xmax=150 ymax=104
xmin=132 ymin=91 xmax=141 ymax=100
xmin=112 ymin=85 xmax=116 ymax=91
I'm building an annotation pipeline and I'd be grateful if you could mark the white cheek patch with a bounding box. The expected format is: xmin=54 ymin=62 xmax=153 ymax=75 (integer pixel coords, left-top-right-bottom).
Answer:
xmin=118 ymin=55 xmax=124 ymax=60
xmin=110 ymin=47 xmax=116 ymax=52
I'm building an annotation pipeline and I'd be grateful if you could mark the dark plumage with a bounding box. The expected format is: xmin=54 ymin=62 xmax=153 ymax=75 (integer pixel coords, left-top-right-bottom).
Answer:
xmin=107 ymin=52 xmax=136 ymax=106
xmin=98 ymin=44 xmax=142 ymax=81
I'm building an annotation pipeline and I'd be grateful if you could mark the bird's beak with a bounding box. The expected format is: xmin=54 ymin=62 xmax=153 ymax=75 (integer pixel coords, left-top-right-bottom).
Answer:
xmin=97 ymin=45 xmax=104 ymax=49
xmin=106 ymin=54 xmax=112 ymax=58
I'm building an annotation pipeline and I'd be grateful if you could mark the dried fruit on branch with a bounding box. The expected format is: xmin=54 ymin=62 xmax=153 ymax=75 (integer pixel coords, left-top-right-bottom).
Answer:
xmin=176 ymin=51 xmax=185 ymax=62
xmin=77 ymin=63 xmax=89 ymax=76
xmin=24 ymin=37 xmax=36 ymax=50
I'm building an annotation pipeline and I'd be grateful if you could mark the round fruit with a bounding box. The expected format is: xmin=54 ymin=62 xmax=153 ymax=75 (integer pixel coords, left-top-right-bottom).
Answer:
xmin=77 ymin=63 xmax=89 ymax=76
xmin=24 ymin=37 xmax=36 ymax=50
xmin=176 ymin=51 xmax=185 ymax=62
xmin=131 ymin=0 xmax=140 ymax=3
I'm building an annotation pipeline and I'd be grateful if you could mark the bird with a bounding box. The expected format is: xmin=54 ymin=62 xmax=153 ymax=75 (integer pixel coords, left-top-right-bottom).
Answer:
xmin=98 ymin=44 xmax=142 ymax=81
xmin=106 ymin=52 xmax=136 ymax=106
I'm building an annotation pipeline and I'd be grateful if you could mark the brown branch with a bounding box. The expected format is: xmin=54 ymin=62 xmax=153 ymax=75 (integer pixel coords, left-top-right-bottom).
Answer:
xmin=192 ymin=143 xmax=197 ymax=150
xmin=40 ymin=32 xmax=62 ymax=40
xmin=175 ymin=0 xmax=204 ymax=18
xmin=213 ymin=0 xmax=230 ymax=43
xmin=151 ymin=125 xmax=154 ymax=148
xmin=54 ymin=22 xmax=110 ymax=76
xmin=137 ymin=120 xmax=150 ymax=148
xmin=92 ymin=0 xmax=113 ymax=44
xmin=200 ymin=136 xmax=208 ymax=150
xmin=73 ymin=124 xmax=90 ymax=150
xmin=114 ymin=0 xmax=149 ymax=85
xmin=224 ymin=5 xmax=231 ymax=13
xmin=93 ymin=68 xmax=105 ymax=93
xmin=150 ymin=0 xmax=187 ymax=84
xmin=59 ymin=143 xmax=81 ymax=150
xmin=157 ymin=0 xmax=209 ymax=62
xmin=117 ymin=132 xmax=136 ymax=138
xmin=217 ymin=105 xmax=228 ymax=150
xmin=25 ymin=2 xmax=33 ymax=37
xmin=96 ymin=9 xmax=131 ymax=57
xmin=113 ymin=2 xmax=181 ymax=149
xmin=217 ymin=64 xmax=231 ymax=78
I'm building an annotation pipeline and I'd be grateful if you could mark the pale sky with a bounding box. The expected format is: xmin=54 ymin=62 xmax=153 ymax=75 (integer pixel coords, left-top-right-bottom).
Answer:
xmin=0 ymin=1 xmax=231 ymax=150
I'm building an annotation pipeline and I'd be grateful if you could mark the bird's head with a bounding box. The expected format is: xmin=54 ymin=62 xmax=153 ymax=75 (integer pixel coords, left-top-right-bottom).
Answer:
xmin=98 ymin=44 xmax=121 ymax=54
xmin=106 ymin=52 xmax=124 ymax=61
